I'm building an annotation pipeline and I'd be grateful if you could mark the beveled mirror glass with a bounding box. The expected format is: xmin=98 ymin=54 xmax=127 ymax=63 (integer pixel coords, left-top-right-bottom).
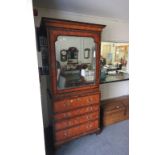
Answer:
xmin=55 ymin=36 xmax=96 ymax=89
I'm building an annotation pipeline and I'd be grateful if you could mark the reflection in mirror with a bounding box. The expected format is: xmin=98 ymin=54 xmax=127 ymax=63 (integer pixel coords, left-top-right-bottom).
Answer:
xmin=55 ymin=36 xmax=96 ymax=89
xmin=84 ymin=48 xmax=90 ymax=59
xmin=100 ymin=42 xmax=129 ymax=82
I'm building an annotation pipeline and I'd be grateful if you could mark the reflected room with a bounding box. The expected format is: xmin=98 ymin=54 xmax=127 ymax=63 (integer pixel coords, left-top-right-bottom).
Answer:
xmin=100 ymin=42 xmax=129 ymax=83
xmin=55 ymin=36 xmax=96 ymax=89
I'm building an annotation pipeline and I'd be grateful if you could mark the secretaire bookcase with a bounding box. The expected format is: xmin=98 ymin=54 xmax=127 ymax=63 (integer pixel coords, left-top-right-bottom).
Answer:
xmin=39 ymin=18 xmax=105 ymax=147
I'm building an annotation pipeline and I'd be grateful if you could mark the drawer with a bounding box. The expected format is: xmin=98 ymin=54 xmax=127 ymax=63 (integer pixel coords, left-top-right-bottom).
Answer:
xmin=54 ymin=94 xmax=99 ymax=113
xmin=55 ymin=120 xmax=98 ymax=141
xmin=103 ymin=101 xmax=125 ymax=114
xmin=103 ymin=110 xmax=126 ymax=126
xmin=102 ymin=101 xmax=127 ymax=126
xmin=54 ymin=105 xmax=99 ymax=121
xmin=55 ymin=111 xmax=99 ymax=131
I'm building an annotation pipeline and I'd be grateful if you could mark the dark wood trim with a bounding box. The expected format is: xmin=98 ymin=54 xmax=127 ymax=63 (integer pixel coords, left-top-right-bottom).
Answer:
xmin=41 ymin=17 xmax=106 ymax=32
xmin=48 ymin=29 xmax=100 ymax=95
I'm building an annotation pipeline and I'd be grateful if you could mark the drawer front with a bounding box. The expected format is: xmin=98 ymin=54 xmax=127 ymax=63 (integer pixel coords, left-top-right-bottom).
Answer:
xmin=55 ymin=120 xmax=99 ymax=141
xmin=55 ymin=111 xmax=99 ymax=131
xmin=54 ymin=94 xmax=99 ymax=113
xmin=103 ymin=110 xmax=126 ymax=126
xmin=54 ymin=105 xmax=99 ymax=121
xmin=104 ymin=102 xmax=125 ymax=114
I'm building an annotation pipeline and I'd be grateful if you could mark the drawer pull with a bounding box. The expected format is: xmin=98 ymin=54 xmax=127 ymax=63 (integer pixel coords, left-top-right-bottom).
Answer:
xmin=86 ymin=115 xmax=91 ymax=120
xmin=87 ymin=107 xmax=93 ymax=111
xmin=70 ymin=99 xmax=73 ymax=103
xmin=116 ymin=106 xmax=120 ymax=109
xmin=64 ymin=131 xmax=68 ymax=137
xmin=86 ymin=124 xmax=93 ymax=129
xmin=90 ymin=107 xmax=93 ymax=111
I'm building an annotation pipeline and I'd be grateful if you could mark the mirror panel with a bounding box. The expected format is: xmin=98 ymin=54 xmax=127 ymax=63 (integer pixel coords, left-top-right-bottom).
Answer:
xmin=100 ymin=42 xmax=129 ymax=82
xmin=55 ymin=36 xmax=96 ymax=89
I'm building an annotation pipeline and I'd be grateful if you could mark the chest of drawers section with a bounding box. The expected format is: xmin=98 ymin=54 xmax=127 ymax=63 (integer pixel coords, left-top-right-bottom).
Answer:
xmin=52 ymin=93 xmax=100 ymax=146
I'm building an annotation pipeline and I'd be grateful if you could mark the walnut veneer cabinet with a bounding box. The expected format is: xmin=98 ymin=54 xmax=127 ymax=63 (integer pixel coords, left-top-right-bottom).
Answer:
xmin=39 ymin=18 xmax=105 ymax=147
xmin=101 ymin=95 xmax=129 ymax=126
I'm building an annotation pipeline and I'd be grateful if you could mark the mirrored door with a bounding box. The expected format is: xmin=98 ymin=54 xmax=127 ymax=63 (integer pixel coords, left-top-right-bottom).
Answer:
xmin=55 ymin=36 xmax=96 ymax=89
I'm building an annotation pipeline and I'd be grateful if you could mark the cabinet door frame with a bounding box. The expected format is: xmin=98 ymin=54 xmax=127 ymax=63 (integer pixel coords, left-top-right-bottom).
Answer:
xmin=47 ymin=28 xmax=101 ymax=95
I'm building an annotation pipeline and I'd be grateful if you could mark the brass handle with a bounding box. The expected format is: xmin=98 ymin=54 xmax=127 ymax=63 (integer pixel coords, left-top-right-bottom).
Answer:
xmin=87 ymin=124 xmax=92 ymax=129
xmin=87 ymin=107 xmax=93 ymax=111
xmin=116 ymin=105 xmax=120 ymax=109
xmin=70 ymin=99 xmax=73 ymax=103
xmin=64 ymin=131 xmax=68 ymax=137
xmin=86 ymin=115 xmax=91 ymax=120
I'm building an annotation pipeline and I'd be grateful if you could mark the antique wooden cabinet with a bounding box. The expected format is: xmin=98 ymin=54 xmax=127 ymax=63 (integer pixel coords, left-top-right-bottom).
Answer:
xmin=101 ymin=95 xmax=129 ymax=126
xmin=39 ymin=18 xmax=105 ymax=147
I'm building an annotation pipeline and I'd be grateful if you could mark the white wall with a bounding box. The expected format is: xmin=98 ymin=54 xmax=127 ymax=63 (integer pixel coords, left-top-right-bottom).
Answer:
xmin=0 ymin=1 xmax=45 ymax=155
xmin=34 ymin=8 xmax=129 ymax=42
xmin=34 ymin=7 xmax=129 ymax=99
xmin=100 ymin=81 xmax=129 ymax=100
